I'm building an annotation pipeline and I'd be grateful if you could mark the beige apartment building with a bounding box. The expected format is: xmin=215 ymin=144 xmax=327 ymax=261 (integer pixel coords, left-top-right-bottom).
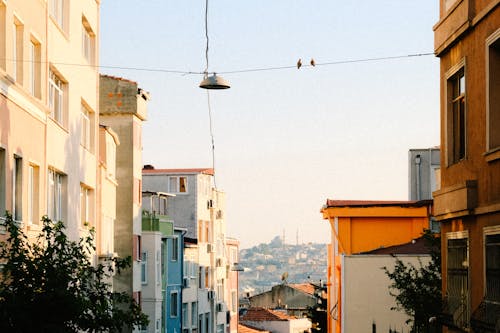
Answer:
xmin=0 ymin=0 xmax=101 ymax=241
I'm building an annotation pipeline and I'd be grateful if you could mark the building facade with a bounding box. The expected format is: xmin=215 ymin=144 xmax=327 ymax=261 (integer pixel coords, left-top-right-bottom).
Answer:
xmin=142 ymin=167 xmax=231 ymax=333
xmin=0 ymin=0 xmax=100 ymax=238
xmin=433 ymin=0 xmax=500 ymax=331
xmin=99 ymin=74 xmax=150 ymax=315
xmin=321 ymin=199 xmax=433 ymax=333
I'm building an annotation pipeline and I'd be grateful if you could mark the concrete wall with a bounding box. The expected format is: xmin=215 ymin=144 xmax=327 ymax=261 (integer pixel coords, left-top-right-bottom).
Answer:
xmin=342 ymin=255 xmax=430 ymax=333
xmin=408 ymin=148 xmax=440 ymax=200
xmin=250 ymin=285 xmax=316 ymax=310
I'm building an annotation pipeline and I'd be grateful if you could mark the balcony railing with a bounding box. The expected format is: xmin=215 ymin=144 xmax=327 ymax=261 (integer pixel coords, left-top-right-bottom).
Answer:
xmin=470 ymin=300 xmax=500 ymax=332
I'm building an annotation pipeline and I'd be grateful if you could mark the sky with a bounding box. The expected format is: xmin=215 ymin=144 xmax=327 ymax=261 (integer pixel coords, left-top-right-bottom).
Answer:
xmin=100 ymin=1 xmax=440 ymax=249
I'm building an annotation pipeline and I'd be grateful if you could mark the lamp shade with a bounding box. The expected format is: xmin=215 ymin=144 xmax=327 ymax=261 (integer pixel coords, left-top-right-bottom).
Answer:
xmin=199 ymin=74 xmax=230 ymax=89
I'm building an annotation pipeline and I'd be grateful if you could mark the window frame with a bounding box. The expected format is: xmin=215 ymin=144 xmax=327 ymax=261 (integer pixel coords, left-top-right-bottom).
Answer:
xmin=49 ymin=0 xmax=66 ymax=31
xmin=169 ymin=176 xmax=188 ymax=194
xmin=27 ymin=164 xmax=39 ymax=225
xmin=49 ymin=69 xmax=66 ymax=127
xmin=483 ymin=226 xmax=500 ymax=303
xmin=171 ymin=236 xmax=178 ymax=261
xmin=141 ymin=251 xmax=148 ymax=285
xmin=445 ymin=59 xmax=467 ymax=166
xmin=47 ymin=169 xmax=65 ymax=222
xmin=81 ymin=17 xmax=95 ymax=64
xmin=80 ymin=184 xmax=92 ymax=227
xmin=446 ymin=231 xmax=470 ymax=330
xmin=486 ymin=28 xmax=500 ymax=153
xmin=80 ymin=103 xmax=94 ymax=151
xmin=170 ymin=291 xmax=178 ymax=318
xmin=12 ymin=155 xmax=22 ymax=221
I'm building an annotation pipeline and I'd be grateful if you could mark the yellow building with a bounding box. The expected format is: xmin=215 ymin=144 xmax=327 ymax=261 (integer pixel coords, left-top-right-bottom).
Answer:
xmin=321 ymin=200 xmax=433 ymax=333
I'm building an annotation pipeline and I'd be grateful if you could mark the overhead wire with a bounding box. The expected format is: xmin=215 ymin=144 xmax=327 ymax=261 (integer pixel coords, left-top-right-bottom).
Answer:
xmin=0 ymin=52 xmax=435 ymax=76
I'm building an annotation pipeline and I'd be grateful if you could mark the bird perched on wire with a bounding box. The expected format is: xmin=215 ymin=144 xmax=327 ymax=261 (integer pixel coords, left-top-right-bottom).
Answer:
xmin=297 ymin=59 xmax=302 ymax=69
xmin=310 ymin=58 xmax=316 ymax=67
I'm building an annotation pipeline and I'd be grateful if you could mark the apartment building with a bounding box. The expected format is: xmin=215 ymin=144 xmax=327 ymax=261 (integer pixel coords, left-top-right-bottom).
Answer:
xmin=0 ymin=0 xmax=100 ymax=240
xmin=433 ymin=0 xmax=500 ymax=331
xmin=142 ymin=167 xmax=231 ymax=333
xmin=99 ymin=74 xmax=150 ymax=315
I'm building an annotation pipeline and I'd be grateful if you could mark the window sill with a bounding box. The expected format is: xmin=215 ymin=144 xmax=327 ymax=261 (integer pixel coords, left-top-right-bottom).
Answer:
xmin=484 ymin=147 xmax=500 ymax=162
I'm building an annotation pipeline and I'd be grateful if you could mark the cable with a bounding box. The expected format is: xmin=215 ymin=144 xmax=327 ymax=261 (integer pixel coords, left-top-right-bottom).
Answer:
xmin=203 ymin=0 xmax=209 ymax=75
xmin=206 ymin=90 xmax=217 ymax=189
xmin=0 ymin=51 xmax=435 ymax=77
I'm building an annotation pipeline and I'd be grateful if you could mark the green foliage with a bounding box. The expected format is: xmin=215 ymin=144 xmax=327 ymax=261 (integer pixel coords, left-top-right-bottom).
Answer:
xmin=382 ymin=230 xmax=442 ymax=333
xmin=0 ymin=213 xmax=148 ymax=333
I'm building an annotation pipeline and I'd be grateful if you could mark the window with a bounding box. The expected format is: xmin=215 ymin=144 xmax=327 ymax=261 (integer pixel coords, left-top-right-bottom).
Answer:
xmin=191 ymin=302 xmax=197 ymax=327
xmin=216 ymin=279 xmax=223 ymax=301
xmin=141 ymin=251 xmax=147 ymax=284
xmin=13 ymin=20 xmax=23 ymax=83
xmin=29 ymin=39 xmax=41 ymax=98
xmin=198 ymin=266 xmax=203 ymax=289
xmin=205 ymin=267 xmax=209 ymax=289
xmin=169 ymin=176 xmax=187 ymax=193
xmin=0 ymin=148 xmax=5 ymax=215
xmin=182 ymin=303 xmax=188 ymax=327
xmin=216 ymin=324 xmax=224 ymax=333
xmin=171 ymin=237 xmax=178 ymax=261
xmin=106 ymin=138 xmax=116 ymax=179
xmin=156 ymin=250 xmax=161 ymax=284
xmin=447 ymin=66 xmax=466 ymax=164
xmin=48 ymin=169 xmax=64 ymax=222
xmin=0 ymin=4 xmax=6 ymax=70
xmin=485 ymin=233 xmax=500 ymax=303
xmin=133 ymin=235 xmax=142 ymax=262
xmin=170 ymin=292 xmax=178 ymax=317
xmin=49 ymin=69 xmax=66 ymax=126
xmin=12 ymin=156 xmax=22 ymax=221
xmin=27 ymin=164 xmax=39 ymax=225
xmin=80 ymin=185 xmax=92 ymax=227
xmin=80 ymin=104 xmax=94 ymax=151
xmin=487 ymin=32 xmax=500 ymax=151
xmin=49 ymin=0 xmax=66 ymax=30
xmin=231 ymin=290 xmax=237 ymax=313
xmin=82 ymin=17 xmax=95 ymax=64
xmin=447 ymin=236 xmax=469 ymax=329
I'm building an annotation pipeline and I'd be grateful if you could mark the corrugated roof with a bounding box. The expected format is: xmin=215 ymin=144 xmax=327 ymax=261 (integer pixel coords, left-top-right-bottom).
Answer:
xmin=325 ymin=199 xmax=432 ymax=208
xmin=361 ymin=237 xmax=432 ymax=255
xmin=238 ymin=324 xmax=270 ymax=333
xmin=142 ymin=168 xmax=214 ymax=176
xmin=240 ymin=307 xmax=296 ymax=322
xmin=289 ymin=283 xmax=315 ymax=296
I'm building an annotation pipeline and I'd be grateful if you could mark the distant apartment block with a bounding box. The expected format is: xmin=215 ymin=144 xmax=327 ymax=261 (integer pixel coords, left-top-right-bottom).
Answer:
xmin=408 ymin=147 xmax=440 ymax=201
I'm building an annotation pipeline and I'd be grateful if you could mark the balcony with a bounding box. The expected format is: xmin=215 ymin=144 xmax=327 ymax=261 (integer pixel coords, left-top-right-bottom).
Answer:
xmin=471 ymin=300 xmax=500 ymax=332
xmin=142 ymin=211 xmax=173 ymax=235
xmin=433 ymin=180 xmax=477 ymax=220
xmin=433 ymin=0 xmax=471 ymax=55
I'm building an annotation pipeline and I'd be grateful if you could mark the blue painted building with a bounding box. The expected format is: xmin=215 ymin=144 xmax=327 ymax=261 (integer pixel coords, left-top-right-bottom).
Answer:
xmin=165 ymin=227 xmax=185 ymax=333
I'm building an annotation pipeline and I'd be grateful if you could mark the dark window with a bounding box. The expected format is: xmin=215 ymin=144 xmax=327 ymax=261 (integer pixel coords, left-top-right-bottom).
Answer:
xmin=448 ymin=68 xmax=466 ymax=164
xmin=447 ymin=237 xmax=469 ymax=329
xmin=485 ymin=234 xmax=500 ymax=302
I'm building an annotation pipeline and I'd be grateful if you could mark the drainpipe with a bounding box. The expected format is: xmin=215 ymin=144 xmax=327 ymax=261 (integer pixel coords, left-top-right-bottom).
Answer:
xmin=415 ymin=154 xmax=421 ymax=201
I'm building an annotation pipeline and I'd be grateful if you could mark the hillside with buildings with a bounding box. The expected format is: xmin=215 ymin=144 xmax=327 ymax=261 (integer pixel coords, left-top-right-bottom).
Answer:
xmin=238 ymin=236 xmax=327 ymax=296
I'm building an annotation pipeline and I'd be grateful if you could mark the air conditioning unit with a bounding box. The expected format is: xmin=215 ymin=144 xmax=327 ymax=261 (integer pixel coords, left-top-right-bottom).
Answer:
xmin=207 ymin=200 xmax=214 ymax=209
xmin=207 ymin=244 xmax=214 ymax=253
xmin=183 ymin=277 xmax=190 ymax=288
xmin=216 ymin=303 xmax=224 ymax=312
xmin=208 ymin=290 xmax=216 ymax=300
xmin=216 ymin=258 xmax=223 ymax=267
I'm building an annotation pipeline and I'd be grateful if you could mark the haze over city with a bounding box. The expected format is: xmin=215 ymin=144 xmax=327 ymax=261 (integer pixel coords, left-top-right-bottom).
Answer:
xmin=100 ymin=1 xmax=440 ymax=248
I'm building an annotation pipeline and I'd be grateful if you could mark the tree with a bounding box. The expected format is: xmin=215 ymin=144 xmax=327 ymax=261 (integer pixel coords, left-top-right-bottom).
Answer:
xmin=382 ymin=230 xmax=442 ymax=333
xmin=0 ymin=213 xmax=148 ymax=333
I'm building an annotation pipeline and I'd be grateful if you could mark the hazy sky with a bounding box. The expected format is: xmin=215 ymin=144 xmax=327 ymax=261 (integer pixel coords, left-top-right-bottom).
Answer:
xmin=100 ymin=1 xmax=440 ymax=249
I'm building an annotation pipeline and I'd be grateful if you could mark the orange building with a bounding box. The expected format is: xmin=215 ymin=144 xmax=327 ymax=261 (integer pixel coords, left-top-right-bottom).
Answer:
xmin=321 ymin=200 xmax=433 ymax=333
xmin=433 ymin=0 xmax=500 ymax=331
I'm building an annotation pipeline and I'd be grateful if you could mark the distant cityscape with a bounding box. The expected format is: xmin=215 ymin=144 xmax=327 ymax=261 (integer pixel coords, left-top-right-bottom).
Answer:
xmin=238 ymin=236 xmax=327 ymax=296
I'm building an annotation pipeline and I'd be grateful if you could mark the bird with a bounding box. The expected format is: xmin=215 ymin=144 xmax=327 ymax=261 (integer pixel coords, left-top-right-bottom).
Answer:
xmin=297 ymin=59 xmax=302 ymax=69
xmin=310 ymin=58 xmax=316 ymax=67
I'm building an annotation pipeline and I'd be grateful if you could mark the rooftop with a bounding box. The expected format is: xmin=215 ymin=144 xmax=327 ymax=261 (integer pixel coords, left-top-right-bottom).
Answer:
xmin=240 ymin=307 xmax=296 ymax=322
xmin=361 ymin=236 xmax=432 ymax=255
xmin=238 ymin=324 xmax=270 ymax=333
xmin=324 ymin=199 xmax=433 ymax=208
xmin=289 ymin=283 xmax=315 ymax=296
xmin=142 ymin=166 xmax=214 ymax=176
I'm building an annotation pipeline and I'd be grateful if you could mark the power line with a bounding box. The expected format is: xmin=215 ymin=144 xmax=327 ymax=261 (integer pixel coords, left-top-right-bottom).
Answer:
xmin=0 ymin=51 xmax=435 ymax=76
